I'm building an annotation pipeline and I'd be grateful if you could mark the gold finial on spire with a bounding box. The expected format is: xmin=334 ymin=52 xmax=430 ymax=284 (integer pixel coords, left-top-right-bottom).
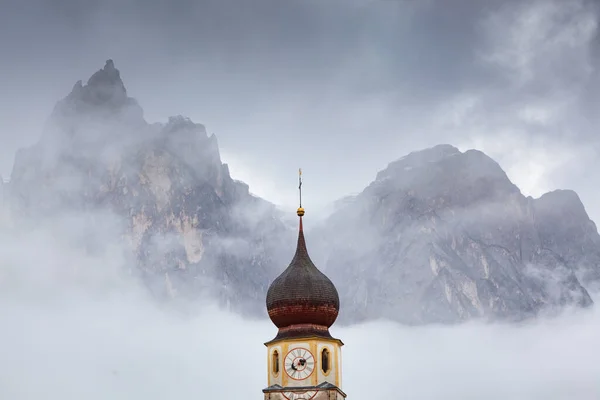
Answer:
xmin=297 ymin=168 xmax=305 ymax=217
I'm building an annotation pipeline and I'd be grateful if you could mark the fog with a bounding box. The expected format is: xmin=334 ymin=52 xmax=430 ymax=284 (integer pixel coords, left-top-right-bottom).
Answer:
xmin=0 ymin=212 xmax=598 ymax=400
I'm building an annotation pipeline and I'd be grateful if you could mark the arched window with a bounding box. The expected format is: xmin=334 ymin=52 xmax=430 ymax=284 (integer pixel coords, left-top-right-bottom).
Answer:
xmin=321 ymin=348 xmax=330 ymax=374
xmin=272 ymin=350 xmax=279 ymax=375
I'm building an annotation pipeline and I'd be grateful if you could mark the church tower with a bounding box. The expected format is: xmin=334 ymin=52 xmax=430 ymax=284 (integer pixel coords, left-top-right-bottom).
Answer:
xmin=263 ymin=170 xmax=346 ymax=400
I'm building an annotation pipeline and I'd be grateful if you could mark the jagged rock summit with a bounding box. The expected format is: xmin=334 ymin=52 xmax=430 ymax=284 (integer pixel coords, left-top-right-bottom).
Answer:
xmin=72 ymin=59 xmax=127 ymax=104
xmin=312 ymin=144 xmax=599 ymax=324
xmin=53 ymin=59 xmax=143 ymax=123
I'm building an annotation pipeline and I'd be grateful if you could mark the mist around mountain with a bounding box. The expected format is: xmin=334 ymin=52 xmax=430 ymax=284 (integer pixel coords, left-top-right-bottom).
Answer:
xmin=3 ymin=60 xmax=600 ymax=325
xmin=5 ymin=60 xmax=293 ymax=317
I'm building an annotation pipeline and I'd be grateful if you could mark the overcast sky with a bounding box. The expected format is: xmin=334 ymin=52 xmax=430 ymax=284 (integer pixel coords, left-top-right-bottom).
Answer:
xmin=1 ymin=0 xmax=600 ymax=220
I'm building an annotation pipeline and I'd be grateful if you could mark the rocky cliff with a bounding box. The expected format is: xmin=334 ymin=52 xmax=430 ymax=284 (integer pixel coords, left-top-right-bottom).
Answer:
xmin=7 ymin=60 xmax=293 ymax=314
xmin=311 ymin=145 xmax=599 ymax=324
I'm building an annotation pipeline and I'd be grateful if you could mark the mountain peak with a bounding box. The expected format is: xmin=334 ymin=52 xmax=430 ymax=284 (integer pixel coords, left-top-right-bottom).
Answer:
xmin=376 ymin=144 xmax=460 ymax=181
xmin=104 ymin=59 xmax=116 ymax=70
xmin=86 ymin=59 xmax=122 ymax=87
xmin=374 ymin=144 xmax=517 ymax=195
xmin=535 ymin=189 xmax=590 ymax=222
xmin=76 ymin=59 xmax=127 ymax=105
xmin=406 ymin=143 xmax=460 ymax=158
xmin=51 ymin=59 xmax=143 ymax=123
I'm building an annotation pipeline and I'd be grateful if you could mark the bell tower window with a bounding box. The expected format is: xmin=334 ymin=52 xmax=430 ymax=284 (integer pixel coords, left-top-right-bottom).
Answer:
xmin=321 ymin=348 xmax=330 ymax=374
xmin=272 ymin=350 xmax=280 ymax=375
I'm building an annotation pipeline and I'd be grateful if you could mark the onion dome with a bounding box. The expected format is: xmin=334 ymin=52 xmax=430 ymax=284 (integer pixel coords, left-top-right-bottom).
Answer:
xmin=266 ymin=205 xmax=340 ymax=341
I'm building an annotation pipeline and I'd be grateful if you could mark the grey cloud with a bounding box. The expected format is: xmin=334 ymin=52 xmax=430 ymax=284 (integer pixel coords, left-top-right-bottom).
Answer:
xmin=1 ymin=0 xmax=600 ymax=220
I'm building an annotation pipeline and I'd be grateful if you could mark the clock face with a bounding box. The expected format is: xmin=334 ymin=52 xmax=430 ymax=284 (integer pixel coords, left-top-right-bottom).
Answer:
xmin=284 ymin=347 xmax=315 ymax=380
xmin=283 ymin=390 xmax=317 ymax=400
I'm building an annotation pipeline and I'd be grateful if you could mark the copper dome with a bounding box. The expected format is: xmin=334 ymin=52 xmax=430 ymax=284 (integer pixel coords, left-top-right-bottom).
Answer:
xmin=266 ymin=216 xmax=340 ymax=340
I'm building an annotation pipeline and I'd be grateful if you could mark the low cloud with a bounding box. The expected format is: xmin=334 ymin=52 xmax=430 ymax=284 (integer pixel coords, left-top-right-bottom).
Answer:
xmin=0 ymin=211 xmax=599 ymax=399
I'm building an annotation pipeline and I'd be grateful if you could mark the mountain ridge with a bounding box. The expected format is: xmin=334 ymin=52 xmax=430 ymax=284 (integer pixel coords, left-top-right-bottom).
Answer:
xmin=3 ymin=60 xmax=599 ymax=325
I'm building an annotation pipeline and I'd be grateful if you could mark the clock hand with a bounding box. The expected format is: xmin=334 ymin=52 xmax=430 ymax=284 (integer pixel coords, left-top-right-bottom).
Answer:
xmin=291 ymin=361 xmax=297 ymax=371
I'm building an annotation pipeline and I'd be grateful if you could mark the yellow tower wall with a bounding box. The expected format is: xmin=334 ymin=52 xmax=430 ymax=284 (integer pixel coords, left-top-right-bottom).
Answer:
xmin=266 ymin=337 xmax=343 ymax=389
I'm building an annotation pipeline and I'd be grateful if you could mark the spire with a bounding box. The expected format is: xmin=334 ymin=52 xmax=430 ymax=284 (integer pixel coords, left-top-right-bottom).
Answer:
xmin=297 ymin=167 xmax=305 ymax=217
xmin=296 ymin=167 xmax=306 ymax=251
